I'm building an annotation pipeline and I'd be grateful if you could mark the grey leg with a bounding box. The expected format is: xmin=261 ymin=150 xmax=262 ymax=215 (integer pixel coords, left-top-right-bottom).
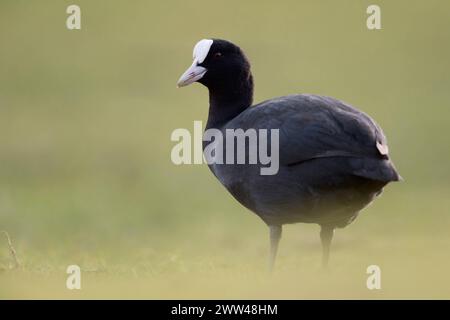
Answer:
xmin=269 ymin=225 xmax=282 ymax=272
xmin=320 ymin=225 xmax=334 ymax=268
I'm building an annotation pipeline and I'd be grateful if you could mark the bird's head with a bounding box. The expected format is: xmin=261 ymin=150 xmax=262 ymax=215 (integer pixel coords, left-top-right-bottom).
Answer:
xmin=177 ymin=39 xmax=252 ymax=91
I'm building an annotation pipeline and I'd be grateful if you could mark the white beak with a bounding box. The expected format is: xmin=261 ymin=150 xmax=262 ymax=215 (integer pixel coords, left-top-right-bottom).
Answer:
xmin=177 ymin=61 xmax=207 ymax=87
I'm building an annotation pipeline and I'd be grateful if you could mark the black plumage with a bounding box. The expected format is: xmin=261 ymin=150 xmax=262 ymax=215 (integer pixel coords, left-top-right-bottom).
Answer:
xmin=178 ymin=39 xmax=401 ymax=269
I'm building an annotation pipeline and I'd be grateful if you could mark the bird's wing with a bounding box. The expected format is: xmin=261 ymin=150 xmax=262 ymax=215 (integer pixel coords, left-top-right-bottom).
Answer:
xmin=233 ymin=94 xmax=399 ymax=181
xmin=280 ymin=95 xmax=387 ymax=164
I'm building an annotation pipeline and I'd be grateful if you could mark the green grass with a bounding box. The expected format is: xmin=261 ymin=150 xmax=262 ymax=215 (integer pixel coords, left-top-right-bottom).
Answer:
xmin=1 ymin=0 xmax=450 ymax=299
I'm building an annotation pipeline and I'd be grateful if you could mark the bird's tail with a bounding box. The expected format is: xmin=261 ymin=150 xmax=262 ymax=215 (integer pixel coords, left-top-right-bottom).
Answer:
xmin=352 ymin=157 xmax=402 ymax=183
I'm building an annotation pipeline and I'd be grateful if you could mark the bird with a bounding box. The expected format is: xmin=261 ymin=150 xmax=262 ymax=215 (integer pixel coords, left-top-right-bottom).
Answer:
xmin=177 ymin=39 xmax=401 ymax=271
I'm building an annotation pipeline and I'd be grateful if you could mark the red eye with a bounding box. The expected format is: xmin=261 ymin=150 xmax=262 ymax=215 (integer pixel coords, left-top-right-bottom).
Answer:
xmin=214 ymin=52 xmax=223 ymax=58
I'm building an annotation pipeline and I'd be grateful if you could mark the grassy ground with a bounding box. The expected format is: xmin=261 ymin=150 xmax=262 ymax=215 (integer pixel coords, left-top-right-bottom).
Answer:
xmin=1 ymin=0 xmax=450 ymax=299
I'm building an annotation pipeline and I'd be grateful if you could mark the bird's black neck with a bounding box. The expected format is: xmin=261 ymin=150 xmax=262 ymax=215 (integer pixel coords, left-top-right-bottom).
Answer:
xmin=205 ymin=74 xmax=253 ymax=129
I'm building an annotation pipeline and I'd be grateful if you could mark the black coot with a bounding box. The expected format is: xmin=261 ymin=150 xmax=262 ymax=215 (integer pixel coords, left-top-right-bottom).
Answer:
xmin=177 ymin=39 xmax=401 ymax=270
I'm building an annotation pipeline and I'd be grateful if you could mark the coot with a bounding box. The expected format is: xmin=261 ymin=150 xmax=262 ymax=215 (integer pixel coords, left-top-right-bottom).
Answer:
xmin=177 ymin=39 xmax=401 ymax=270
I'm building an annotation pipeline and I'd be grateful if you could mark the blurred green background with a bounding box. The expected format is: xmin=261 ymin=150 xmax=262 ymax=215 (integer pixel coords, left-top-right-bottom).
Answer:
xmin=1 ymin=0 xmax=449 ymax=299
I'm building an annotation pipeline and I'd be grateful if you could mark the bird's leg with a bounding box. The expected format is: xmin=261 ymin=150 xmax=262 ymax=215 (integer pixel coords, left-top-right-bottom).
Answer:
xmin=269 ymin=225 xmax=282 ymax=273
xmin=320 ymin=225 xmax=334 ymax=268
